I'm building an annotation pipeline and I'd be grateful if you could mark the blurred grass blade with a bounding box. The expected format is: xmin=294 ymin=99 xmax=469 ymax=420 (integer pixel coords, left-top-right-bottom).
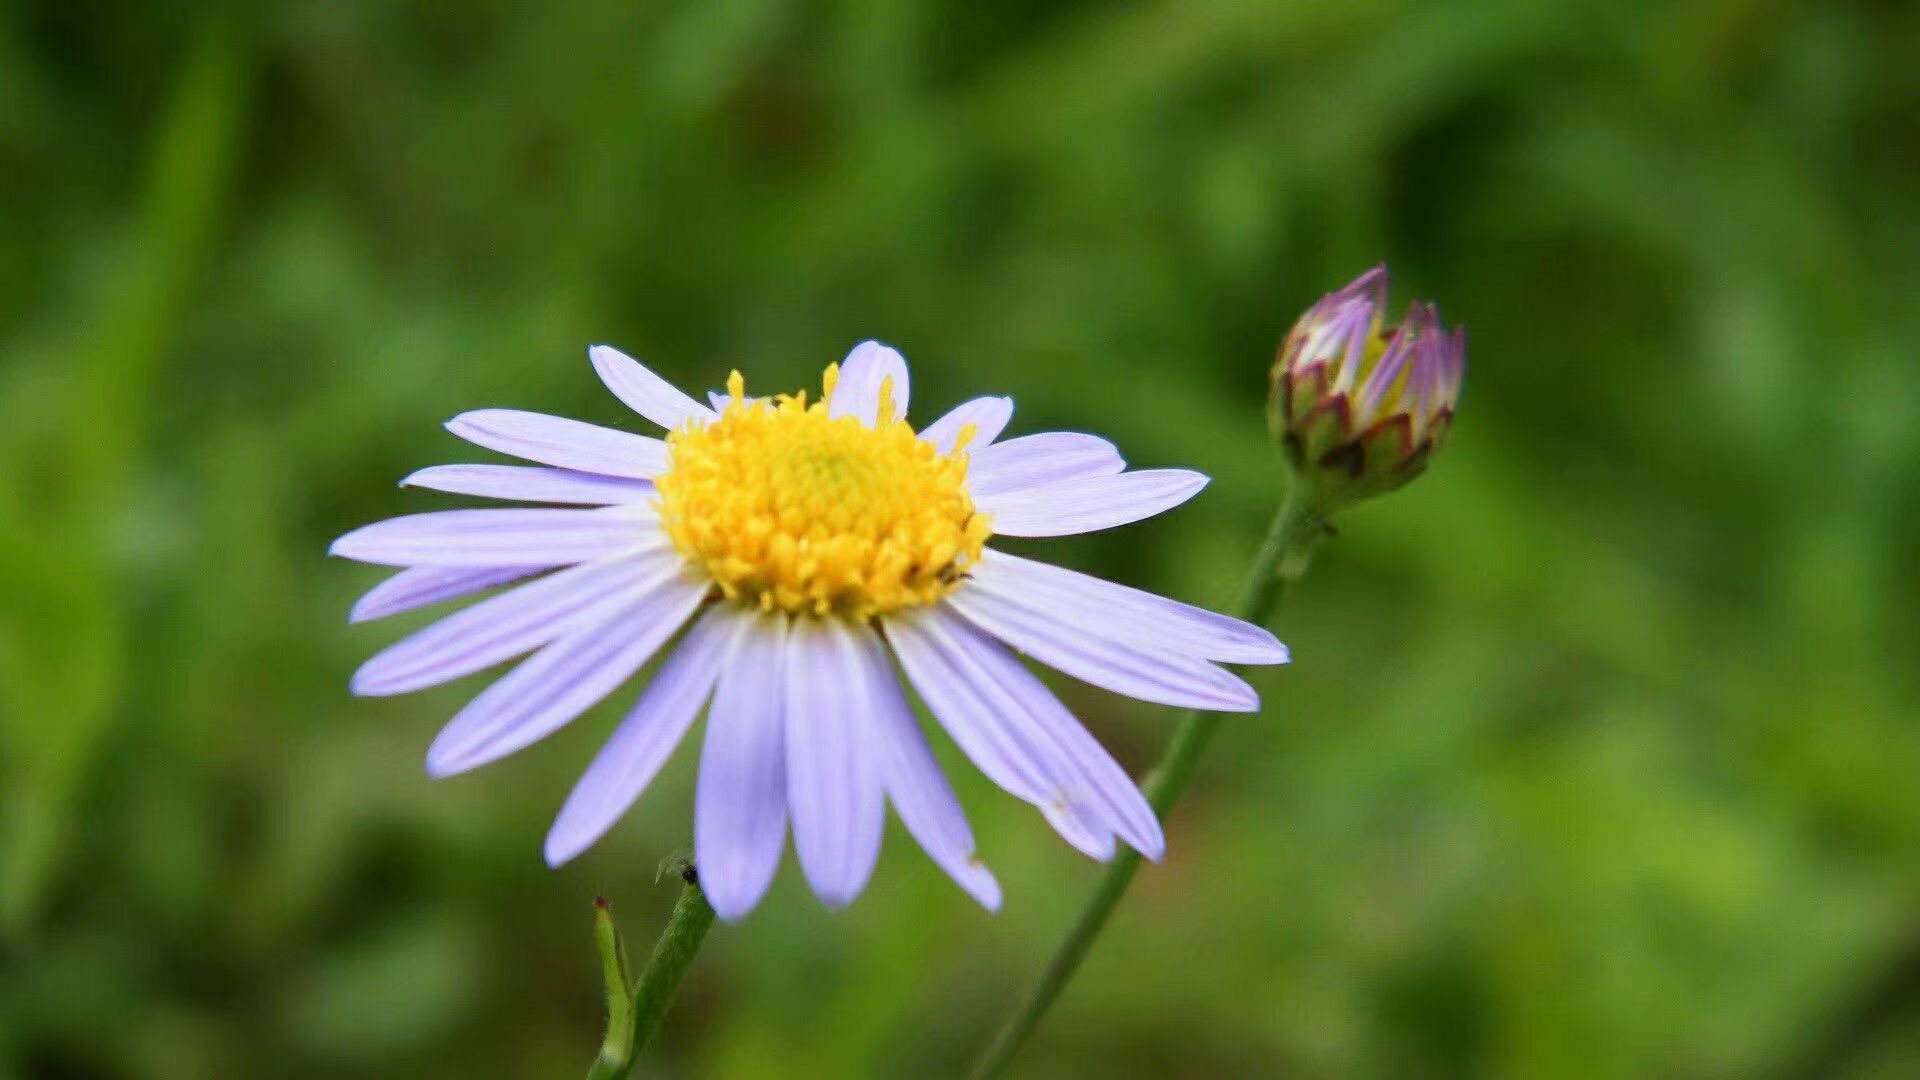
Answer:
xmin=0 ymin=13 xmax=250 ymax=938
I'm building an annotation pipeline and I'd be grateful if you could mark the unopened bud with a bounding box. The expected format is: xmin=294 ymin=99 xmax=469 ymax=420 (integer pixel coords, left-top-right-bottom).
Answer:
xmin=1270 ymin=265 xmax=1465 ymax=510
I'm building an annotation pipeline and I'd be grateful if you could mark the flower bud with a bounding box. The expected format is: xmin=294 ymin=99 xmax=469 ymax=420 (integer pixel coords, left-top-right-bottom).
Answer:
xmin=1269 ymin=265 xmax=1465 ymax=510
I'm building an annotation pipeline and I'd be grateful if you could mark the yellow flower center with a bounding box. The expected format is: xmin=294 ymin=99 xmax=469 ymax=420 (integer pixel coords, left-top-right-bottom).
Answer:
xmin=656 ymin=365 xmax=992 ymax=620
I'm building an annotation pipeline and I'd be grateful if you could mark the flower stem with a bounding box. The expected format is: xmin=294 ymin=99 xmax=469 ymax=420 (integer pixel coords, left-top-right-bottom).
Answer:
xmin=966 ymin=489 xmax=1323 ymax=1079
xmin=584 ymin=868 xmax=718 ymax=1080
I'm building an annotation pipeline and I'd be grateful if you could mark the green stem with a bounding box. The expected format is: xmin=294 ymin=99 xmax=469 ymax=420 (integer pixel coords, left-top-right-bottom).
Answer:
xmin=585 ymin=871 xmax=718 ymax=1080
xmin=966 ymin=489 xmax=1323 ymax=1079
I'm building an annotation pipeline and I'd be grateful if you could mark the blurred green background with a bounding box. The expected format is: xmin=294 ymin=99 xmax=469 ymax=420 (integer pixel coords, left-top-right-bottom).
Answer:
xmin=4 ymin=1 xmax=1919 ymax=1077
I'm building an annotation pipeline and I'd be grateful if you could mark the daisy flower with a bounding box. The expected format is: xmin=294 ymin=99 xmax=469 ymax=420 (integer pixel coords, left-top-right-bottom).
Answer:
xmin=332 ymin=341 xmax=1290 ymax=920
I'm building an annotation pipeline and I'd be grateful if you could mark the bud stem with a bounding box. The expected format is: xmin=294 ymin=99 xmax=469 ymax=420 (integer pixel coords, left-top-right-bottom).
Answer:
xmin=966 ymin=488 xmax=1324 ymax=1079
xmin=585 ymin=866 xmax=718 ymax=1080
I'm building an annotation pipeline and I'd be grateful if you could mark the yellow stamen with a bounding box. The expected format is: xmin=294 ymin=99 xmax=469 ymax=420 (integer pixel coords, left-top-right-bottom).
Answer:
xmin=656 ymin=366 xmax=993 ymax=620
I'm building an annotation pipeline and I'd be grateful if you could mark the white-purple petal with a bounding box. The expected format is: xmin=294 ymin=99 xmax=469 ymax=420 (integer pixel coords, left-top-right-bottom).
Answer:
xmin=401 ymin=464 xmax=655 ymax=506
xmin=970 ymin=549 xmax=1287 ymax=665
xmin=947 ymin=587 xmax=1257 ymax=712
xmin=978 ymin=469 xmax=1209 ymax=537
xmin=589 ymin=344 xmax=716 ymax=431
xmin=967 ymin=433 xmax=1125 ymax=497
xmin=350 ymin=553 xmax=671 ymax=696
xmin=911 ymin=607 xmax=1163 ymax=860
xmin=544 ymin=607 xmax=735 ymax=867
xmin=350 ymin=565 xmax=550 ymax=624
xmin=854 ymin=625 xmax=1001 ymax=910
xmin=919 ymin=396 xmax=1014 ymax=454
xmin=695 ymin=611 xmax=790 ymax=921
xmin=446 ymin=409 xmax=669 ymax=479
xmin=829 ymin=340 xmax=910 ymax=425
xmin=1035 ymin=788 xmax=1114 ymax=859
xmin=424 ymin=564 xmax=710 ymax=777
xmin=883 ymin=613 xmax=1050 ymax=805
xmin=886 ymin=608 xmax=1119 ymax=861
xmin=985 ymin=671 xmax=1166 ymax=864
xmin=329 ymin=507 xmax=658 ymax=567
xmin=784 ymin=619 xmax=886 ymax=909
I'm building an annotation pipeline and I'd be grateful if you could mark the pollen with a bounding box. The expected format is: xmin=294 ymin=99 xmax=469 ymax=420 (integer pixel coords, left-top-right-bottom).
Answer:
xmin=656 ymin=366 xmax=993 ymax=620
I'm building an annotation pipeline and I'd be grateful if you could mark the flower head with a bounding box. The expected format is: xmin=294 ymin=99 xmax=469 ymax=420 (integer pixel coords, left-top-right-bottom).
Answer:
xmin=332 ymin=341 xmax=1289 ymax=920
xmin=657 ymin=367 xmax=989 ymax=619
xmin=1269 ymin=266 xmax=1466 ymax=510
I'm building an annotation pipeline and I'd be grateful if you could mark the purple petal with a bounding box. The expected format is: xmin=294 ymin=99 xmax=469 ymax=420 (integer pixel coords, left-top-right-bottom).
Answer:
xmin=350 ymin=553 xmax=673 ymax=696
xmin=589 ymin=344 xmax=716 ymax=431
xmin=1356 ymin=304 xmax=1424 ymax=418
xmin=784 ymin=619 xmax=886 ymax=909
xmin=854 ymin=625 xmax=1001 ymax=910
xmin=970 ymin=550 xmax=1287 ymax=665
xmin=966 ymin=433 xmax=1124 ymax=497
xmin=907 ymin=606 xmax=1163 ymax=860
xmin=947 ymin=587 xmax=1258 ymax=712
xmin=1445 ymin=325 xmax=1468 ymax=399
xmin=350 ymin=565 xmax=550 ymax=624
xmin=446 ymin=409 xmax=669 ymax=479
xmin=994 ymin=678 xmax=1166 ymax=863
xmin=544 ymin=607 xmax=735 ymax=866
xmin=329 ymin=507 xmax=658 ymax=567
xmin=886 ymin=608 xmax=1123 ymax=861
xmin=1407 ymin=312 xmax=1439 ymax=417
xmin=883 ymin=612 xmax=1051 ymax=804
xmin=1414 ymin=312 xmax=1466 ymax=419
xmin=1337 ymin=264 xmax=1389 ymax=306
xmin=919 ymin=396 xmax=1014 ymax=454
xmin=424 ymin=564 xmax=710 ymax=777
xmin=1330 ymin=301 xmax=1379 ymax=394
xmin=977 ymin=469 xmax=1209 ymax=537
xmin=828 ymin=340 xmax=910 ymax=425
xmin=695 ymin=612 xmax=790 ymax=921
xmin=401 ymin=464 xmax=655 ymax=506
